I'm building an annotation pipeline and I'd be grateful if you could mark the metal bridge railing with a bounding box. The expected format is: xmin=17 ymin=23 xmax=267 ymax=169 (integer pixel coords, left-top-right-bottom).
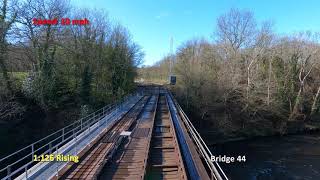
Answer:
xmin=168 ymin=91 xmax=228 ymax=180
xmin=0 ymin=93 xmax=138 ymax=180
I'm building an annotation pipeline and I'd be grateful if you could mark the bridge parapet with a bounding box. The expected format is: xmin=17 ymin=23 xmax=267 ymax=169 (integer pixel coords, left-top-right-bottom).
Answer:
xmin=167 ymin=90 xmax=228 ymax=180
xmin=0 ymin=93 xmax=141 ymax=180
xmin=0 ymin=87 xmax=228 ymax=180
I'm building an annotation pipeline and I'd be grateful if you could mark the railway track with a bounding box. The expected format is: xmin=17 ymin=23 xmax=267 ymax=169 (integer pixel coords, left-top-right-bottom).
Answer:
xmin=1 ymin=86 xmax=227 ymax=180
xmin=99 ymin=95 xmax=158 ymax=179
xmin=60 ymin=96 xmax=150 ymax=179
xmin=99 ymin=94 xmax=187 ymax=180
xmin=59 ymin=93 xmax=190 ymax=180
xmin=145 ymin=94 xmax=187 ymax=180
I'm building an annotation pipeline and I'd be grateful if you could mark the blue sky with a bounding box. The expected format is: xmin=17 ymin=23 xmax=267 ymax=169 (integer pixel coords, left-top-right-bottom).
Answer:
xmin=72 ymin=0 xmax=320 ymax=65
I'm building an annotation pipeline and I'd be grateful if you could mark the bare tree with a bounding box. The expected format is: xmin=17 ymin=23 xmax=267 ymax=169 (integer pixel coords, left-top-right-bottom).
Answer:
xmin=17 ymin=0 xmax=69 ymax=71
xmin=311 ymin=86 xmax=320 ymax=116
xmin=216 ymin=8 xmax=256 ymax=52
xmin=0 ymin=0 xmax=17 ymax=94
xmin=140 ymin=8 xmax=320 ymax=137
xmin=289 ymin=38 xmax=318 ymax=121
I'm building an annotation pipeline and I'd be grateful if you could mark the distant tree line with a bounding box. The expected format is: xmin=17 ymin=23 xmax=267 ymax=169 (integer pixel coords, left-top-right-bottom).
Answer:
xmin=137 ymin=55 xmax=172 ymax=84
xmin=139 ymin=8 xmax=320 ymax=137
xmin=0 ymin=0 xmax=143 ymax=122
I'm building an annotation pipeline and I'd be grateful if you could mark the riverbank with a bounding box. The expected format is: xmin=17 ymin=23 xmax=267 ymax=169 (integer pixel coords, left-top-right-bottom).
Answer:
xmin=201 ymin=121 xmax=320 ymax=145
xmin=0 ymin=105 xmax=80 ymax=158
xmin=211 ymin=133 xmax=320 ymax=180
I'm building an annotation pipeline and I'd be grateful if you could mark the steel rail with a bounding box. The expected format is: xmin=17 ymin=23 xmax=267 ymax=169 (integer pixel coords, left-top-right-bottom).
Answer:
xmin=0 ymin=93 xmax=138 ymax=180
xmin=167 ymin=91 xmax=228 ymax=180
xmin=99 ymin=95 xmax=158 ymax=179
xmin=178 ymin=108 xmax=228 ymax=179
xmin=139 ymin=94 xmax=159 ymax=180
xmin=62 ymin=95 xmax=149 ymax=179
xmin=164 ymin=93 xmax=188 ymax=179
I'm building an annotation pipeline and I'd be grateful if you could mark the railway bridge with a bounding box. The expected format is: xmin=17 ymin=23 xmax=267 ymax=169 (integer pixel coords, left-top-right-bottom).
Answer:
xmin=0 ymin=86 xmax=228 ymax=180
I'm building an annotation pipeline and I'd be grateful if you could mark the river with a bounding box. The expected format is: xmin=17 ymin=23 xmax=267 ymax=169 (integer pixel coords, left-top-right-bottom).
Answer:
xmin=212 ymin=133 xmax=320 ymax=180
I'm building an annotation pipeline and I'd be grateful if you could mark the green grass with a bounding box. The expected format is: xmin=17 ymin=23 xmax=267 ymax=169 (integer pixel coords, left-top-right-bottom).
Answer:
xmin=8 ymin=72 xmax=29 ymax=87
xmin=11 ymin=72 xmax=28 ymax=80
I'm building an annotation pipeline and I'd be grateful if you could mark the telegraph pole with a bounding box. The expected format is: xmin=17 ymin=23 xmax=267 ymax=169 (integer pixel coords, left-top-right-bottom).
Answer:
xmin=168 ymin=37 xmax=176 ymax=85
xmin=169 ymin=37 xmax=173 ymax=76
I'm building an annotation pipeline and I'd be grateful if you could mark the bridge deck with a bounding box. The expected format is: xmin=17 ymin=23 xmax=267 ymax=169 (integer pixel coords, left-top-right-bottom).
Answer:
xmin=3 ymin=87 xmax=226 ymax=180
xmin=61 ymin=96 xmax=150 ymax=179
xmin=13 ymin=95 xmax=142 ymax=180
xmin=99 ymin=95 xmax=158 ymax=179
xmin=56 ymin=93 xmax=209 ymax=180
xmin=144 ymin=94 xmax=187 ymax=179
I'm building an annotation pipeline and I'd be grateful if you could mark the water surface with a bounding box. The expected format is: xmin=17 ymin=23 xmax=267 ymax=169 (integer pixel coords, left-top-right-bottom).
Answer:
xmin=212 ymin=134 xmax=320 ymax=180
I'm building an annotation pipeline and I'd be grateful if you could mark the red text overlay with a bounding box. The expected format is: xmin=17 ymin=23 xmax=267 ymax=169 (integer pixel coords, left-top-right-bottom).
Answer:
xmin=32 ymin=18 xmax=89 ymax=26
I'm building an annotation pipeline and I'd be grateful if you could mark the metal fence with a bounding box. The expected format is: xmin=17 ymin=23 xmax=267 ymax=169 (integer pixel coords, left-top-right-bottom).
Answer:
xmin=168 ymin=91 xmax=228 ymax=180
xmin=0 ymin=93 xmax=138 ymax=180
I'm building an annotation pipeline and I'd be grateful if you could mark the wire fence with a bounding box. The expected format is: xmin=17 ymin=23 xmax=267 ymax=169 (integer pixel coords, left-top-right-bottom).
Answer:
xmin=0 ymin=93 xmax=139 ymax=180
xmin=168 ymin=91 xmax=228 ymax=180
